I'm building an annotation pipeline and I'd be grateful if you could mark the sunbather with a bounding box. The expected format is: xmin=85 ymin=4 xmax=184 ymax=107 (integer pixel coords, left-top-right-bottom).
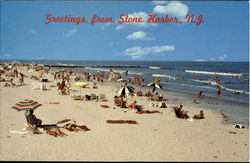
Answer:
xmin=25 ymin=110 xmax=42 ymax=129
xmin=136 ymin=90 xmax=143 ymax=96
xmin=46 ymin=127 xmax=67 ymax=137
xmin=136 ymin=107 xmax=161 ymax=114
xmin=193 ymin=110 xmax=205 ymax=119
xmin=130 ymin=101 xmax=143 ymax=110
xmin=173 ymin=105 xmax=190 ymax=119
xmin=63 ymin=123 xmax=90 ymax=132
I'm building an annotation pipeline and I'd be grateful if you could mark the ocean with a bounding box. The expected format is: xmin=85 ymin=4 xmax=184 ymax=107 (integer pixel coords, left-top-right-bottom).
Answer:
xmin=1 ymin=60 xmax=249 ymax=125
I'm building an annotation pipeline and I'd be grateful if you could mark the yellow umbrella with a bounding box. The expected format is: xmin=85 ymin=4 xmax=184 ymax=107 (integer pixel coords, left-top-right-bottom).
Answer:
xmin=72 ymin=82 xmax=89 ymax=95
xmin=37 ymin=70 xmax=44 ymax=76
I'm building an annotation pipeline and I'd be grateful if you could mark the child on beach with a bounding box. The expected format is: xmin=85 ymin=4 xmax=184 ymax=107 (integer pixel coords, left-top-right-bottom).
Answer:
xmin=216 ymin=86 xmax=221 ymax=100
xmin=193 ymin=110 xmax=205 ymax=119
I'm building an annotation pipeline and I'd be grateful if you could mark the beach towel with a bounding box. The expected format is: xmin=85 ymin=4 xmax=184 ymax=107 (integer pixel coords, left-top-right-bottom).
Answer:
xmin=49 ymin=102 xmax=60 ymax=104
xmin=100 ymin=105 xmax=109 ymax=108
xmin=106 ymin=120 xmax=138 ymax=124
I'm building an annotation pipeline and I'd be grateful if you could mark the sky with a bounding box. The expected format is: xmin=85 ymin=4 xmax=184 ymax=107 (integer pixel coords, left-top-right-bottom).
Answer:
xmin=0 ymin=1 xmax=249 ymax=61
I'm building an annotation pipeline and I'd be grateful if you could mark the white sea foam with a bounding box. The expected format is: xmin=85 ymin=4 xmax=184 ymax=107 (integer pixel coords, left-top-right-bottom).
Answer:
xmin=219 ymin=85 xmax=246 ymax=94
xmin=191 ymin=79 xmax=218 ymax=85
xmin=152 ymin=74 xmax=176 ymax=80
xmin=56 ymin=63 xmax=75 ymax=66
xmin=185 ymin=70 xmax=244 ymax=77
xmin=164 ymin=82 xmax=217 ymax=90
xmin=85 ymin=67 xmax=109 ymax=72
xmin=129 ymin=71 xmax=143 ymax=75
xmin=149 ymin=66 xmax=161 ymax=69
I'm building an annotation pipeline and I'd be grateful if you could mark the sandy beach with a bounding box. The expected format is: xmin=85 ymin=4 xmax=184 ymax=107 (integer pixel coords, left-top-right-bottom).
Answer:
xmin=0 ymin=65 xmax=249 ymax=162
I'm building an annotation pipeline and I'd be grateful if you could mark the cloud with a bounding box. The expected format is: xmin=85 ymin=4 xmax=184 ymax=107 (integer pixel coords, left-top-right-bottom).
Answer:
xmin=116 ymin=12 xmax=156 ymax=30
xmin=210 ymin=54 xmax=228 ymax=61
xmin=121 ymin=45 xmax=175 ymax=59
xmin=153 ymin=1 xmax=189 ymax=18
xmin=126 ymin=31 xmax=154 ymax=40
xmin=64 ymin=29 xmax=78 ymax=37
xmin=101 ymin=23 xmax=112 ymax=30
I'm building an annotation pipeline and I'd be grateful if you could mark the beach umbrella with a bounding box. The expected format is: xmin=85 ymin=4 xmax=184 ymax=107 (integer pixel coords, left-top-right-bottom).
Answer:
xmin=12 ymin=99 xmax=42 ymax=111
xmin=148 ymin=83 xmax=163 ymax=92
xmin=72 ymin=82 xmax=89 ymax=95
xmin=117 ymin=86 xmax=135 ymax=96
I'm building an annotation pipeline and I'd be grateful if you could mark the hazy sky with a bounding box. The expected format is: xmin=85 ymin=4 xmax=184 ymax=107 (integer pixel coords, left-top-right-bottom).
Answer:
xmin=0 ymin=1 xmax=249 ymax=61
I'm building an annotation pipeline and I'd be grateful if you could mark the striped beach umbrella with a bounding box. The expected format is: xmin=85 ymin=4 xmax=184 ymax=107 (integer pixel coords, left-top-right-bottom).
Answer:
xmin=117 ymin=86 xmax=135 ymax=96
xmin=12 ymin=99 xmax=42 ymax=111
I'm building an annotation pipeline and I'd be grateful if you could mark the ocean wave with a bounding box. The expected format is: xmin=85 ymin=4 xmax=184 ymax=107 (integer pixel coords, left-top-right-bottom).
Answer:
xmin=164 ymin=82 xmax=217 ymax=90
xmin=219 ymin=85 xmax=248 ymax=94
xmin=185 ymin=70 xmax=244 ymax=77
xmin=191 ymin=79 xmax=218 ymax=86
xmin=129 ymin=71 xmax=143 ymax=75
xmin=85 ymin=67 xmax=109 ymax=72
xmin=152 ymin=74 xmax=176 ymax=80
xmin=56 ymin=63 xmax=75 ymax=66
xmin=149 ymin=66 xmax=161 ymax=69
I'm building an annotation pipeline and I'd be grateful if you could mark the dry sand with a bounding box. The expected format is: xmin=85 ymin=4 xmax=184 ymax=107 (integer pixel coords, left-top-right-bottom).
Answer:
xmin=0 ymin=67 xmax=249 ymax=161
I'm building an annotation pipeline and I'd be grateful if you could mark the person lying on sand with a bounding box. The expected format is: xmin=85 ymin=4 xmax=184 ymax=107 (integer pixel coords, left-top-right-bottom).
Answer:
xmin=3 ymin=83 xmax=11 ymax=87
xmin=136 ymin=107 xmax=162 ymax=114
xmin=193 ymin=110 xmax=205 ymax=119
xmin=46 ymin=128 xmax=67 ymax=137
xmin=173 ymin=105 xmax=190 ymax=119
xmin=63 ymin=123 xmax=90 ymax=132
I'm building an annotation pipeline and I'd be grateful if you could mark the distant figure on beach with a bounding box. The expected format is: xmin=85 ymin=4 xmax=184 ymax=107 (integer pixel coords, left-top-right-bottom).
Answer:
xmin=130 ymin=101 xmax=143 ymax=110
xmin=196 ymin=90 xmax=203 ymax=98
xmin=173 ymin=105 xmax=190 ymax=119
xmin=25 ymin=110 xmax=42 ymax=129
xmin=136 ymin=90 xmax=143 ymax=96
xmin=216 ymin=86 xmax=221 ymax=100
xmin=125 ymin=70 xmax=128 ymax=77
xmin=193 ymin=73 xmax=197 ymax=79
xmin=193 ymin=110 xmax=205 ymax=119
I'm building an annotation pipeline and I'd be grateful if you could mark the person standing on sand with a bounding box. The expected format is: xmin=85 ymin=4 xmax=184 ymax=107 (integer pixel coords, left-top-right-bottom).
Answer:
xmin=151 ymin=77 xmax=161 ymax=92
xmin=216 ymin=86 xmax=221 ymax=100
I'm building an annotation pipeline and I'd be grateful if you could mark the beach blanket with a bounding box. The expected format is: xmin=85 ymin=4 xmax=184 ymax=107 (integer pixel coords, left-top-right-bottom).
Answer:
xmin=49 ymin=102 xmax=60 ymax=104
xmin=106 ymin=120 xmax=138 ymax=124
xmin=100 ymin=105 xmax=109 ymax=108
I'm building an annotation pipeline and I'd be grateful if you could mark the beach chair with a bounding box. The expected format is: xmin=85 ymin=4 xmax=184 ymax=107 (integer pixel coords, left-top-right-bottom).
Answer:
xmin=99 ymin=94 xmax=108 ymax=102
xmin=31 ymin=82 xmax=40 ymax=90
